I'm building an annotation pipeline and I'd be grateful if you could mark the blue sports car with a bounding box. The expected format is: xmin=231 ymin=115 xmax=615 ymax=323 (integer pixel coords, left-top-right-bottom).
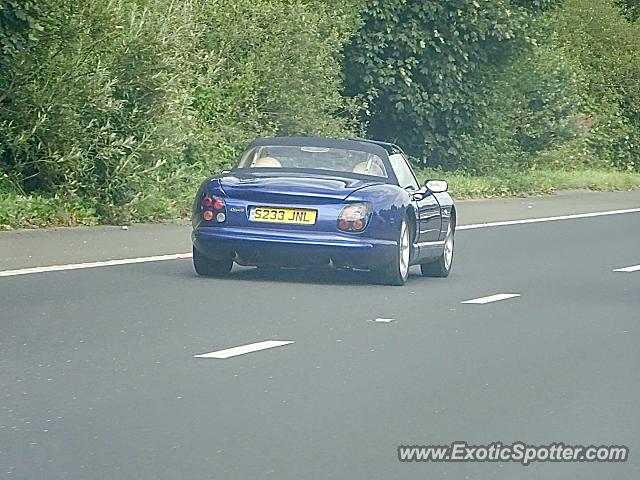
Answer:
xmin=191 ymin=137 xmax=456 ymax=285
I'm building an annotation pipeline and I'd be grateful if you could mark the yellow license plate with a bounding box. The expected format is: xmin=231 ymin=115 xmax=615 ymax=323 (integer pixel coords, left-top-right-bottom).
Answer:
xmin=250 ymin=207 xmax=317 ymax=225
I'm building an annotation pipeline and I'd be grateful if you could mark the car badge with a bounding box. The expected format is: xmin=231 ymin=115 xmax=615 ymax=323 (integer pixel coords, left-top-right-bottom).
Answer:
xmin=230 ymin=207 xmax=244 ymax=213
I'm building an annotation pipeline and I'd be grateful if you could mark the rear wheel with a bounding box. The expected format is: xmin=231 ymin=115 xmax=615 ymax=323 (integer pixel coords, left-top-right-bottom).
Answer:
xmin=193 ymin=246 xmax=232 ymax=277
xmin=380 ymin=218 xmax=411 ymax=286
xmin=421 ymin=221 xmax=454 ymax=277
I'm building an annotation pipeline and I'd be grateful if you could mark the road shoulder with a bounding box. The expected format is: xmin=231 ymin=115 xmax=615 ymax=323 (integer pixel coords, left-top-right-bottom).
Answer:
xmin=1 ymin=190 xmax=639 ymax=271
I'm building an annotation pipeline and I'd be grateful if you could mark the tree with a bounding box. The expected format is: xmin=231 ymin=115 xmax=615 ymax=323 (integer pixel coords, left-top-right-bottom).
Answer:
xmin=343 ymin=0 xmax=552 ymax=167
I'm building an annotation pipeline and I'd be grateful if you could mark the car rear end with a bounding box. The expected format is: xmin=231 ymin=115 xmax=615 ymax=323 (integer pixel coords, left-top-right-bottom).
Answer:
xmin=191 ymin=176 xmax=399 ymax=270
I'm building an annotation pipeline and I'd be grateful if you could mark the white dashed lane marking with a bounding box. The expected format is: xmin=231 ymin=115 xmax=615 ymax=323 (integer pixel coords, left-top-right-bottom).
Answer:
xmin=461 ymin=293 xmax=521 ymax=305
xmin=613 ymin=264 xmax=640 ymax=273
xmin=194 ymin=340 xmax=294 ymax=359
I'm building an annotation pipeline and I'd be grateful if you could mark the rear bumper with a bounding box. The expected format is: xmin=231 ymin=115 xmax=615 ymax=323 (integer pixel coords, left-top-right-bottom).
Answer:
xmin=192 ymin=226 xmax=396 ymax=269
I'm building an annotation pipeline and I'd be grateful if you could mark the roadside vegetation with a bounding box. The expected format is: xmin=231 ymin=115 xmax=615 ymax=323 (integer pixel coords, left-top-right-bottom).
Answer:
xmin=1 ymin=0 xmax=640 ymax=228
xmin=419 ymin=168 xmax=640 ymax=199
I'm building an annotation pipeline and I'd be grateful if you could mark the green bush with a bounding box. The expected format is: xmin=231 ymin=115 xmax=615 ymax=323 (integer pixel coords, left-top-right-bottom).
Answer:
xmin=615 ymin=0 xmax=640 ymax=21
xmin=188 ymin=0 xmax=360 ymax=170
xmin=0 ymin=0 xmax=43 ymax=58
xmin=2 ymin=0 xmax=640 ymax=229
xmin=344 ymin=0 xmax=640 ymax=174
xmin=454 ymin=19 xmax=588 ymax=174
xmin=0 ymin=1 xmax=197 ymax=222
xmin=0 ymin=193 xmax=98 ymax=229
xmin=343 ymin=0 xmax=546 ymax=167
xmin=557 ymin=0 xmax=640 ymax=171
xmin=0 ymin=0 xmax=361 ymax=224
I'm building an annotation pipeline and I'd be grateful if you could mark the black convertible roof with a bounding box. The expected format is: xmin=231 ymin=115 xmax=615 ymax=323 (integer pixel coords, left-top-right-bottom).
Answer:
xmin=350 ymin=138 xmax=406 ymax=155
xmin=246 ymin=136 xmax=391 ymax=159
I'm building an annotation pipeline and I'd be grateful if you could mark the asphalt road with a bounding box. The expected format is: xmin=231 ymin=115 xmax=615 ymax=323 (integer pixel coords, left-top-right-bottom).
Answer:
xmin=1 ymin=192 xmax=639 ymax=479
xmin=3 ymin=189 xmax=640 ymax=269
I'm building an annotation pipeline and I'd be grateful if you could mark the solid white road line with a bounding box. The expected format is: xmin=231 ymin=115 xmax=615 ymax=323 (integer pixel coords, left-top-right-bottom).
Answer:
xmin=457 ymin=207 xmax=640 ymax=231
xmin=0 ymin=253 xmax=192 ymax=278
xmin=462 ymin=293 xmax=521 ymax=304
xmin=1 ymin=206 xmax=638 ymax=278
xmin=613 ymin=264 xmax=640 ymax=273
xmin=194 ymin=340 xmax=294 ymax=359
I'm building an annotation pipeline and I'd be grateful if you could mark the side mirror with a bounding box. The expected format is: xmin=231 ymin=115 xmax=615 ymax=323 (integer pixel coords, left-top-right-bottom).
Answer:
xmin=425 ymin=180 xmax=448 ymax=194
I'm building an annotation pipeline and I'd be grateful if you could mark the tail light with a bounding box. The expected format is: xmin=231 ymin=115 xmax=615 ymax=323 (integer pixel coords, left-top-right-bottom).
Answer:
xmin=201 ymin=194 xmax=226 ymax=223
xmin=337 ymin=203 xmax=371 ymax=232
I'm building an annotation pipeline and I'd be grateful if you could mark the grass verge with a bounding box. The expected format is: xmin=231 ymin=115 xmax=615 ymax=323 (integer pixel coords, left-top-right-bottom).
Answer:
xmin=1 ymin=168 xmax=640 ymax=229
xmin=0 ymin=193 xmax=99 ymax=230
xmin=418 ymin=168 xmax=640 ymax=199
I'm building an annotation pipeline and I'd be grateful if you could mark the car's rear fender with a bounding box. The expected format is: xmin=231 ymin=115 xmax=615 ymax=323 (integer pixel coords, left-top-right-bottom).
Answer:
xmin=344 ymin=184 xmax=412 ymax=242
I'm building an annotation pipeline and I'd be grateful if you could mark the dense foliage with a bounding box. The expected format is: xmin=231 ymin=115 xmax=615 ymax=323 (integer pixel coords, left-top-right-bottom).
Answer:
xmin=616 ymin=0 xmax=640 ymax=21
xmin=343 ymin=0 xmax=534 ymax=167
xmin=0 ymin=0 xmax=43 ymax=57
xmin=1 ymin=0 xmax=639 ymax=225
xmin=0 ymin=0 xmax=357 ymax=222
xmin=558 ymin=0 xmax=640 ymax=171
xmin=343 ymin=0 xmax=639 ymax=172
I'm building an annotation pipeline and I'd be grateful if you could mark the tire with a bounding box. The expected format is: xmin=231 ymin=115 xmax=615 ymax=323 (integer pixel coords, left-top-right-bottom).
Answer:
xmin=193 ymin=246 xmax=233 ymax=277
xmin=380 ymin=218 xmax=411 ymax=286
xmin=421 ymin=221 xmax=454 ymax=278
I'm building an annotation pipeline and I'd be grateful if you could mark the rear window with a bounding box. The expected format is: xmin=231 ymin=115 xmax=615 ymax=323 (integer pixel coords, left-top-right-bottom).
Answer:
xmin=238 ymin=145 xmax=387 ymax=177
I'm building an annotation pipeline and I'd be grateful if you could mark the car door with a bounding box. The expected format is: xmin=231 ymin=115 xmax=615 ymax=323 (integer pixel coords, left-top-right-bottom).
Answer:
xmin=388 ymin=153 xmax=442 ymax=243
